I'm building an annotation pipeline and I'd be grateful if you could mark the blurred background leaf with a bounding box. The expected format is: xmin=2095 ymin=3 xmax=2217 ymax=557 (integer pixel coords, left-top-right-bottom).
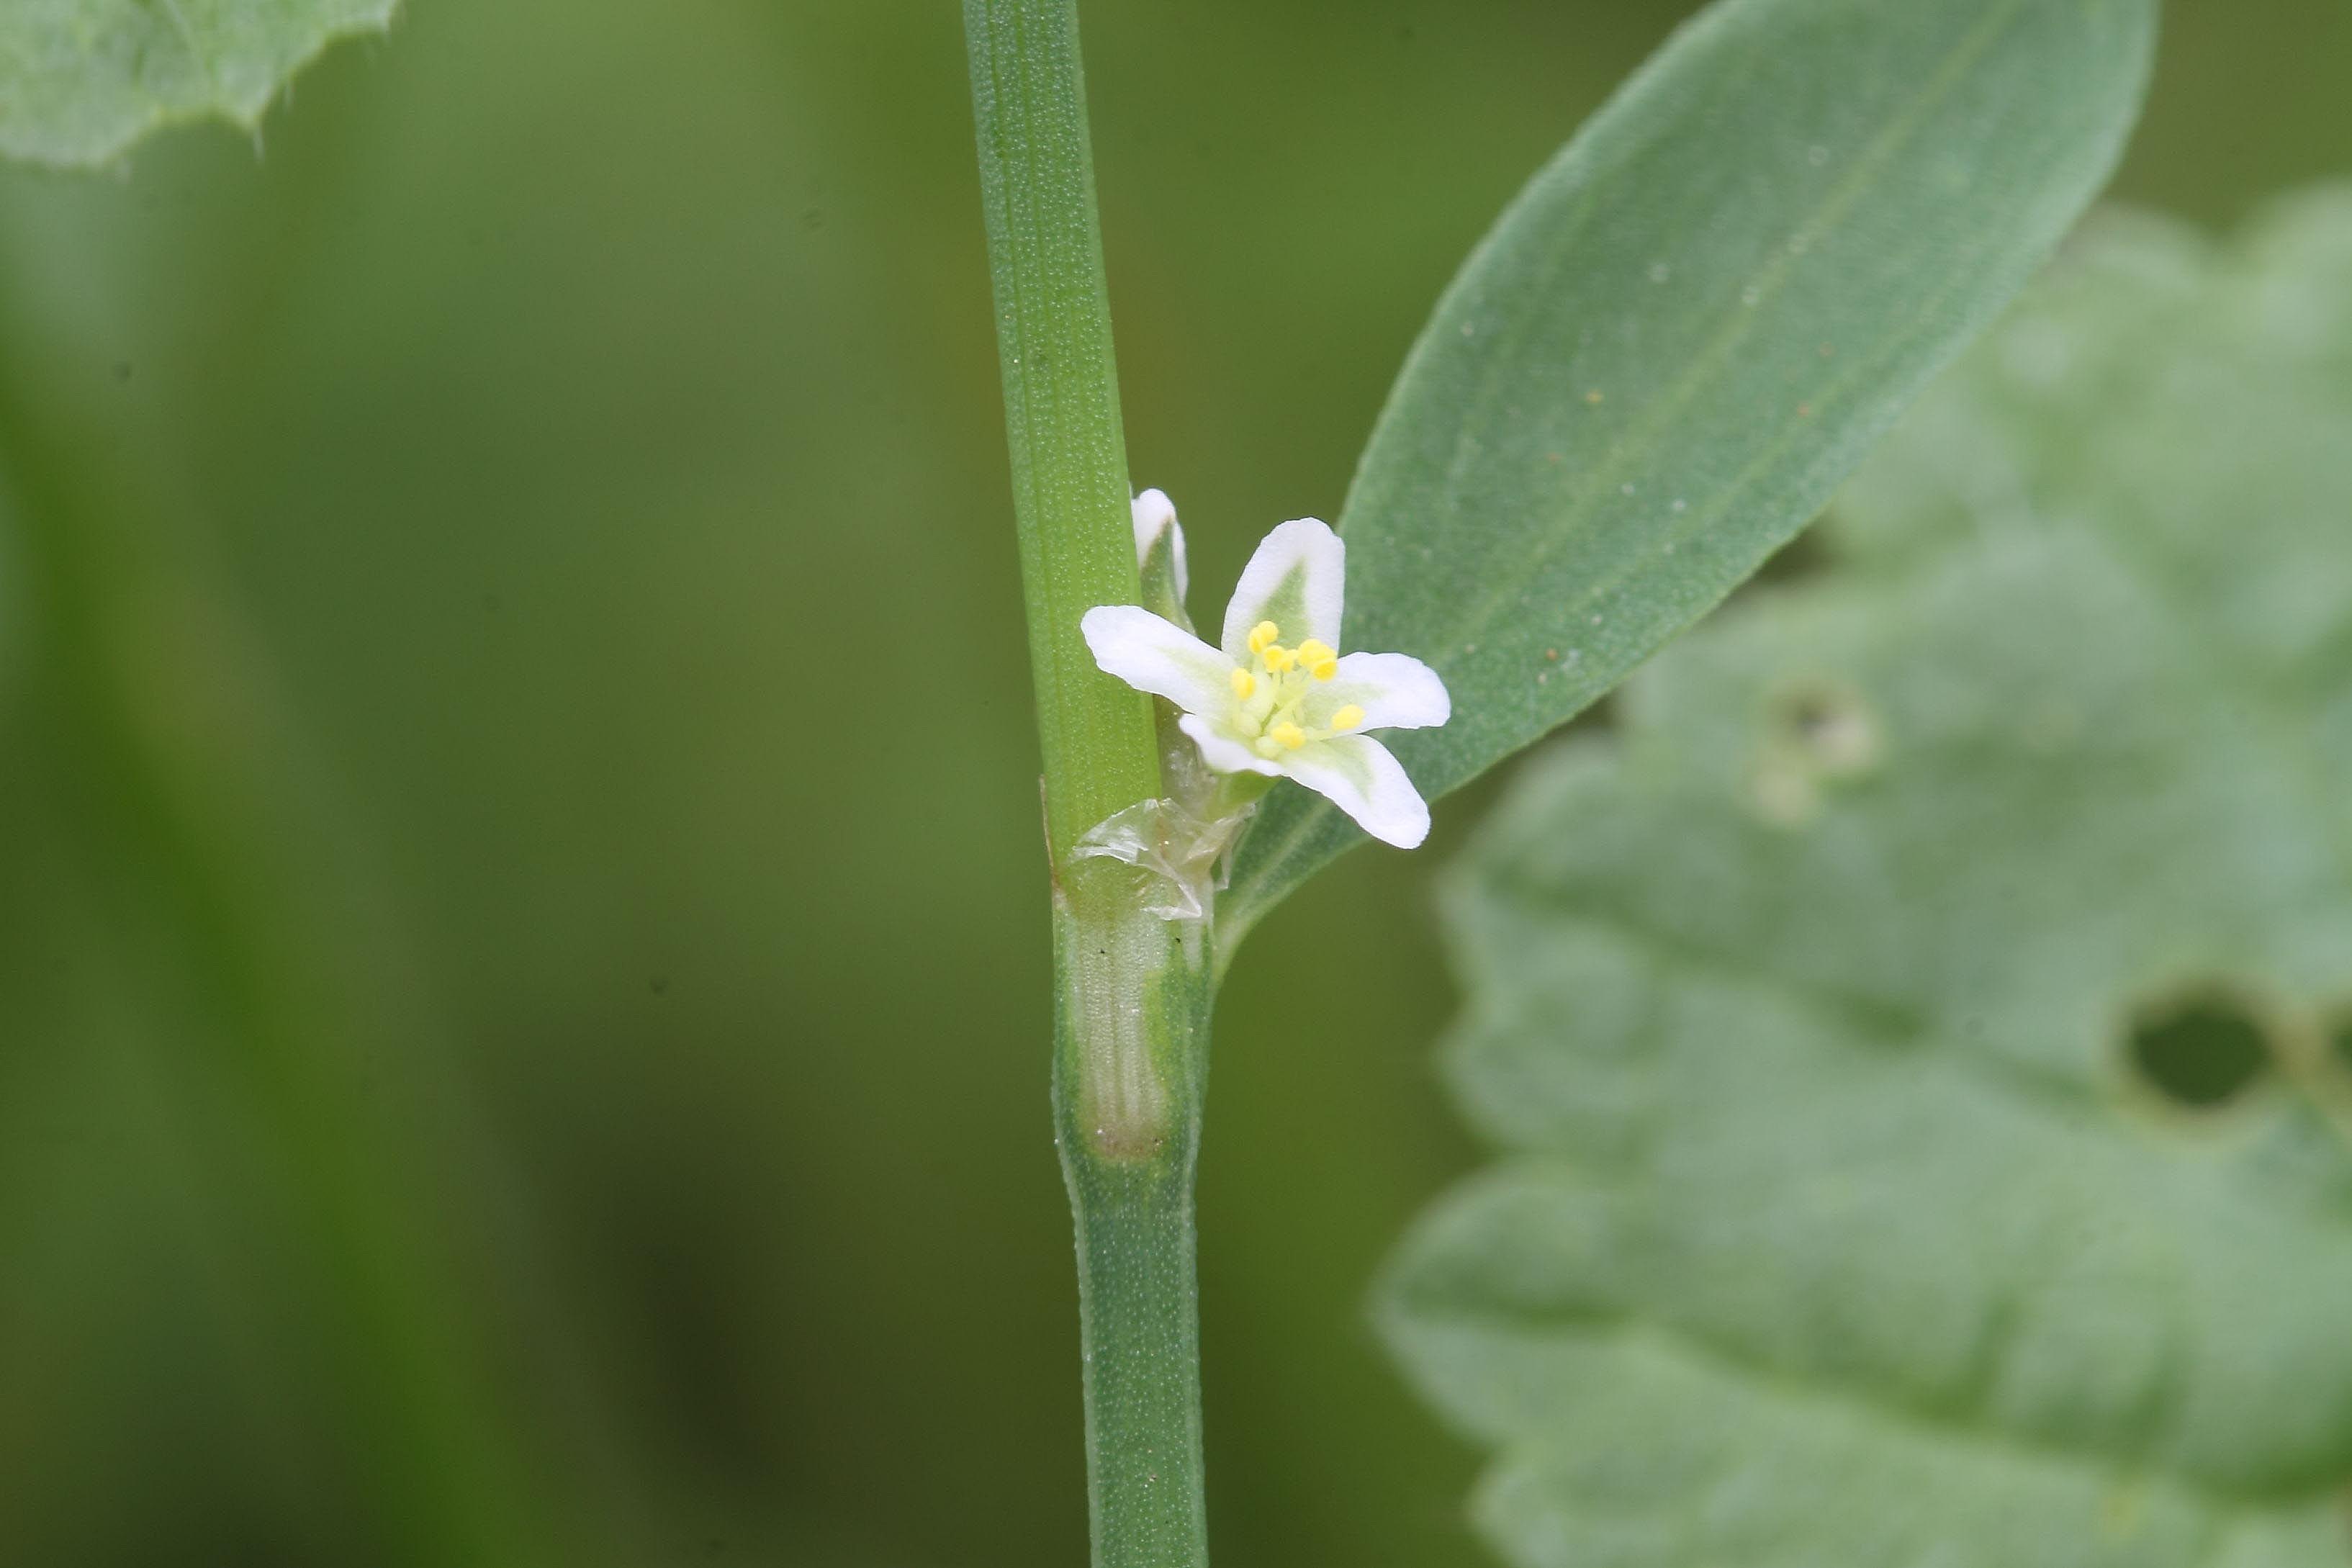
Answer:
xmin=0 ymin=4 xmax=2346 ymax=1566
xmin=0 ymin=0 xmax=395 ymax=168
xmin=1383 ymin=188 xmax=2352 ymax=1568
xmin=1225 ymin=0 xmax=2154 ymax=940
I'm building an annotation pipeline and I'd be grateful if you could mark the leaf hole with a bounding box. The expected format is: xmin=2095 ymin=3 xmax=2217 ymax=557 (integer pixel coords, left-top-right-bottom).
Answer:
xmin=1769 ymin=680 xmax=1880 ymax=777
xmin=1747 ymin=679 xmax=1883 ymax=828
xmin=2125 ymin=990 xmax=2273 ymax=1112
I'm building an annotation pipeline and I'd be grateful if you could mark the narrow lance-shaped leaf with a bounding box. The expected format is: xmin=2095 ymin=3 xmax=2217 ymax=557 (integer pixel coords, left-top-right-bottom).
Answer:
xmin=1221 ymin=0 xmax=2157 ymax=941
xmin=0 ymin=0 xmax=396 ymax=169
xmin=1382 ymin=190 xmax=2352 ymax=1568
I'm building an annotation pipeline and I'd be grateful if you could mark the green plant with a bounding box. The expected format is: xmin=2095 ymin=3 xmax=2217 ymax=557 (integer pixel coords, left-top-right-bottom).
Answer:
xmin=961 ymin=0 xmax=2153 ymax=1560
xmin=1384 ymin=189 xmax=2352 ymax=1567
xmin=35 ymin=5 xmax=2352 ymax=1568
xmin=2 ymin=0 xmax=393 ymax=166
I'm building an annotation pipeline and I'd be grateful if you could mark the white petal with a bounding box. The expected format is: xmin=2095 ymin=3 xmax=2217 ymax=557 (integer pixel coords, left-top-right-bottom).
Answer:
xmin=1315 ymin=652 xmax=1451 ymax=731
xmin=1221 ymin=517 xmax=1345 ymax=662
xmin=1178 ymin=713 xmax=1281 ymax=778
xmin=1276 ymin=734 xmax=1431 ymax=848
xmin=1081 ymin=605 xmax=1231 ymax=715
xmin=1131 ymin=488 xmax=1188 ymax=602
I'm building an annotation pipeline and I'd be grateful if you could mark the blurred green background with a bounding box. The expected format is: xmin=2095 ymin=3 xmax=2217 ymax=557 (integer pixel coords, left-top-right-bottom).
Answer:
xmin=0 ymin=3 xmax=2344 ymax=1564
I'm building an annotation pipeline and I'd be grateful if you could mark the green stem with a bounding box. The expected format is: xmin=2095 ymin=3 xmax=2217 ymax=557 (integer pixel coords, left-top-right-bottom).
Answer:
xmin=963 ymin=0 xmax=1161 ymax=858
xmin=964 ymin=4 xmax=1216 ymax=1566
xmin=1054 ymin=900 xmax=1214 ymax=1568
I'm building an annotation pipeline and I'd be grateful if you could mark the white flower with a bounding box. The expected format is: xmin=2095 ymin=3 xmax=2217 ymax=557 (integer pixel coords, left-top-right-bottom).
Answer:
xmin=1131 ymin=487 xmax=1187 ymax=607
xmin=1082 ymin=503 xmax=1450 ymax=849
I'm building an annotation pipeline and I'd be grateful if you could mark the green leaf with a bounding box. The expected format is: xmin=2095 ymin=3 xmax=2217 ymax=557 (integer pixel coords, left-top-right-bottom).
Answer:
xmin=1221 ymin=0 xmax=2157 ymax=942
xmin=0 ymin=0 xmax=395 ymax=168
xmin=1379 ymin=189 xmax=2352 ymax=1568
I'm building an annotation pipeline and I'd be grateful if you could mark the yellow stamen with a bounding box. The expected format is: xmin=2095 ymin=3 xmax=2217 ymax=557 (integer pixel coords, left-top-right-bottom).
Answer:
xmin=1329 ymin=704 xmax=1365 ymax=731
xmin=1271 ymin=721 xmax=1307 ymax=749
xmin=1263 ymin=645 xmax=1296 ymax=673
xmin=1248 ymin=621 xmax=1281 ymax=654
xmin=1310 ymin=658 xmax=1338 ymax=681
xmin=1297 ymin=639 xmax=1339 ymax=680
xmin=1230 ymin=667 xmax=1257 ymax=698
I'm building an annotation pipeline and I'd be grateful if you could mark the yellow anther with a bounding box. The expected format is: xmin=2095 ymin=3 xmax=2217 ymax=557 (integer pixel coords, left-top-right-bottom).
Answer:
xmin=1310 ymin=658 xmax=1339 ymax=681
xmin=1296 ymin=639 xmax=1339 ymax=680
xmin=1230 ymin=667 xmax=1257 ymax=699
xmin=1262 ymin=645 xmax=1297 ymax=673
xmin=1329 ymin=704 xmax=1365 ymax=731
xmin=1271 ymin=721 xmax=1307 ymax=750
xmin=1248 ymin=621 xmax=1281 ymax=654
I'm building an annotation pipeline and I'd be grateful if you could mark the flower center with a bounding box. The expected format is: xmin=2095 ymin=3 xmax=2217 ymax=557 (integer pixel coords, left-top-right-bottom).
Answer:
xmin=1232 ymin=621 xmax=1364 ymax=757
